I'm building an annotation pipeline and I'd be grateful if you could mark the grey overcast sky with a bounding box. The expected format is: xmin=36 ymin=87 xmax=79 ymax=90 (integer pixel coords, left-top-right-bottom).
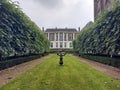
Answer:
xmin=12 ymin=0 xmax=94 ymax=30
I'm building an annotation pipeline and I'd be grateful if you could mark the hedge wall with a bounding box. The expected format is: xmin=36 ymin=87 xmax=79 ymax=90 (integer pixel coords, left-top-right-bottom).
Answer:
xmin=0 ymin=0 xmax=50 ymax=60
xmin=73 ymin=1 xmax=120 ymax=57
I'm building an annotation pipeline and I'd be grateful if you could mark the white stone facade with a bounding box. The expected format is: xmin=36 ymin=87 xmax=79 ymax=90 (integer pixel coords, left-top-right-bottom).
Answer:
xmin=44 ymin=28 xmax=79 ymax=49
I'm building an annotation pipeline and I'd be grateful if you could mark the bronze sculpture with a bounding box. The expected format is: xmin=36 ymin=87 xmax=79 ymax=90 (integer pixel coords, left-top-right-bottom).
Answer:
xmin=57 ymin=50 xmax=66 ymax=65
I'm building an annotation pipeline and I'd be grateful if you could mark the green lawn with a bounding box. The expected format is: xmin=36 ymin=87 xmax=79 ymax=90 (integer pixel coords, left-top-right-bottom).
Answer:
xmin=0 ymin=54 xmax=120 ymax=90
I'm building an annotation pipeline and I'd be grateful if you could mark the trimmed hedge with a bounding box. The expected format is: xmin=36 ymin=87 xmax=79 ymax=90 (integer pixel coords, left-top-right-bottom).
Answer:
xmin=0 ymin=53 xmax=47 ymax=70
xmin=79 ymin=54 xmax=120 ymax=68
xmin=0 ymin=0 xmax=50 ymax=70
xmin=0 ymin=1 xmax=50 ymax=59
xmin=49 ymin=49 xmax=74 ymax=54
xmin=73 ymin=0 xmax=120 ymax=57
xmin=73 ymin=1 xmax=120 ymax=68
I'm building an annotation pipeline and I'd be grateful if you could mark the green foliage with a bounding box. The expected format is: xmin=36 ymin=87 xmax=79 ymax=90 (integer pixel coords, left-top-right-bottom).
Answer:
xmin=73 ymin=1 xmax=120 ymax=57
xmin=0 ymin=54 xmax=120 ymax=90
xmin=0 ymin=1 xmax=49 ymax=58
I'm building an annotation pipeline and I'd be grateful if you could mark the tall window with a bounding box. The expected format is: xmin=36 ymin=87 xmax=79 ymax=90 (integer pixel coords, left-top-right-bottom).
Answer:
xmin=56 ymin=42 xmax=58 ymax=48
xmin=68 ymin=33 xmax=73 ymax=41
xmin=64 ymin=33 xmax=67 ymax=41
xmin=49 ymin=33 xmax=54 ymax=41
xmin=69 ymin=42 xmax=73 ymax=48
xmin=60 ymin=42 xmax=63 ymax=48
xmin=50 ymin=42 xmax=53 ymax=48
xmin=56 ymin=33 xmax=58 ymax=41
xmin=60 ymin=33 xmax=63 ymax=41
xmin=64 ymin=42 xmax=67 ymax=48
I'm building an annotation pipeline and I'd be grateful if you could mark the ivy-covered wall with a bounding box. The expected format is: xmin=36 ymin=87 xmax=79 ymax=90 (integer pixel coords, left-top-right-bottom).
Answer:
xmin=0 ymin=0 xmax=50 ymax=59
xmin=73 ymin=1 xmax=120 ymax=57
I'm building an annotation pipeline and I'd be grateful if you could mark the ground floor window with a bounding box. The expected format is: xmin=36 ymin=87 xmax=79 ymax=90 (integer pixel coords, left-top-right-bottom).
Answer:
xmin=50 ymin=42 xmax=53 ymax=48
xmin=56 ymin=42 xmax=58 ymax=48
xmin=60 ymin=42 xmax=63 ymax=48
xmin=64 ymin=42 xmax=67 ymax=48
xmin=69 ymin=42 xmax=73 ymax=48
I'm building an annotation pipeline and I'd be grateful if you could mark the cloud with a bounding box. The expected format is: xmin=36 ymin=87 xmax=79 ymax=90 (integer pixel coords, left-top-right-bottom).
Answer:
xmin=35 ymin=0 xmax=63 ymax=9
xmin=12 ymin=0 xmax=94 ymax=29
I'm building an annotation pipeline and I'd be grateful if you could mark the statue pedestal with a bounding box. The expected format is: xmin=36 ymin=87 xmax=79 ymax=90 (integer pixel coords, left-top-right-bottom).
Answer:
xmin=59 ymin=58 xmax=63 ymax=65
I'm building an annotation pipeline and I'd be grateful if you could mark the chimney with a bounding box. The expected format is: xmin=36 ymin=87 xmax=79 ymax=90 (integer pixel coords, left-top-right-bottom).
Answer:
xmin=42 ymin=27 xmax=44 ymax=32
xmin=65 ymin=27 xmax=67 ymax=29
xmin=55 ymin=27 xmax=57 ymax=30
xmin=78 ymin=27 xmax=80 ymax=31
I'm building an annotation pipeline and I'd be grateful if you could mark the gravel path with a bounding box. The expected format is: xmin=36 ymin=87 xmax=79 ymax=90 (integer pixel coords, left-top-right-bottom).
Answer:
xmin=73 ymin=55 xmax=120 ymax=80
xmin=0 ymin=54 xmax=52 ymax=87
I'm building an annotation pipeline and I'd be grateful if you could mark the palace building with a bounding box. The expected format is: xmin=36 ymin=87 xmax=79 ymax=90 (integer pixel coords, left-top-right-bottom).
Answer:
xmin=44 ymin=28 xmax=80 ymax=49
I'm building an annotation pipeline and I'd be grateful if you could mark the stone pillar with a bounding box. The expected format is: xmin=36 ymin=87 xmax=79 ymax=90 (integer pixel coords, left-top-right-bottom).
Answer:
xmin=66 ymin=33 xmax=68 ymax=41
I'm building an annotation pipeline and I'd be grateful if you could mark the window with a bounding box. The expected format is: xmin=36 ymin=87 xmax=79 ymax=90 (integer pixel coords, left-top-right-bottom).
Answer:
xmin=60 ymin=42 xmax=63 ymax=48
xmin=49 ymin=33 xmax=54 ymax=41
xmin=64 ymin=33 xmax=67 ymax=41
xmin=64 ymin=42 xmax=67 ymax=48
xmin=68 ymin=33 xmax=73 ymax=41
xmin=60 ymin=33 xmax=63 ymax=41
xmin=56 ymin=33 xmax=58 ymax=41
xmin=69 ymin=42 xmax=73 ymax=48
xmin=56 ymin=42 xmax=58 ymax=48
xmin=50 ymin=42 xmax=53 ymax=48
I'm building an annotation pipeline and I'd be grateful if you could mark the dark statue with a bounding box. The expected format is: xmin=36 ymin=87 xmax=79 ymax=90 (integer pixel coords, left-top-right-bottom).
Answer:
xmin=57 ymin=50 xmax=66 ymax=65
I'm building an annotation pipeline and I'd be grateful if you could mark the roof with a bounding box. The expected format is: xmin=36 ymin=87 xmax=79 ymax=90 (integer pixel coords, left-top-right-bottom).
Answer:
xmin=45 ymin=28 xmax=77 ymax=32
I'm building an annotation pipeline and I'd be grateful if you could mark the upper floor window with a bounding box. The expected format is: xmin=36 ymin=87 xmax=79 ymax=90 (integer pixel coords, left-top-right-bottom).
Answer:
xmin=68 ymin=33 xmax=73 ymax=41
xmin=49 ymin=33 xmax=54 ymax=41
xmin=60 ymin=33 xmax=63 ymax=41
xmin=64 ymin=33 xmax=67 ymax=41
